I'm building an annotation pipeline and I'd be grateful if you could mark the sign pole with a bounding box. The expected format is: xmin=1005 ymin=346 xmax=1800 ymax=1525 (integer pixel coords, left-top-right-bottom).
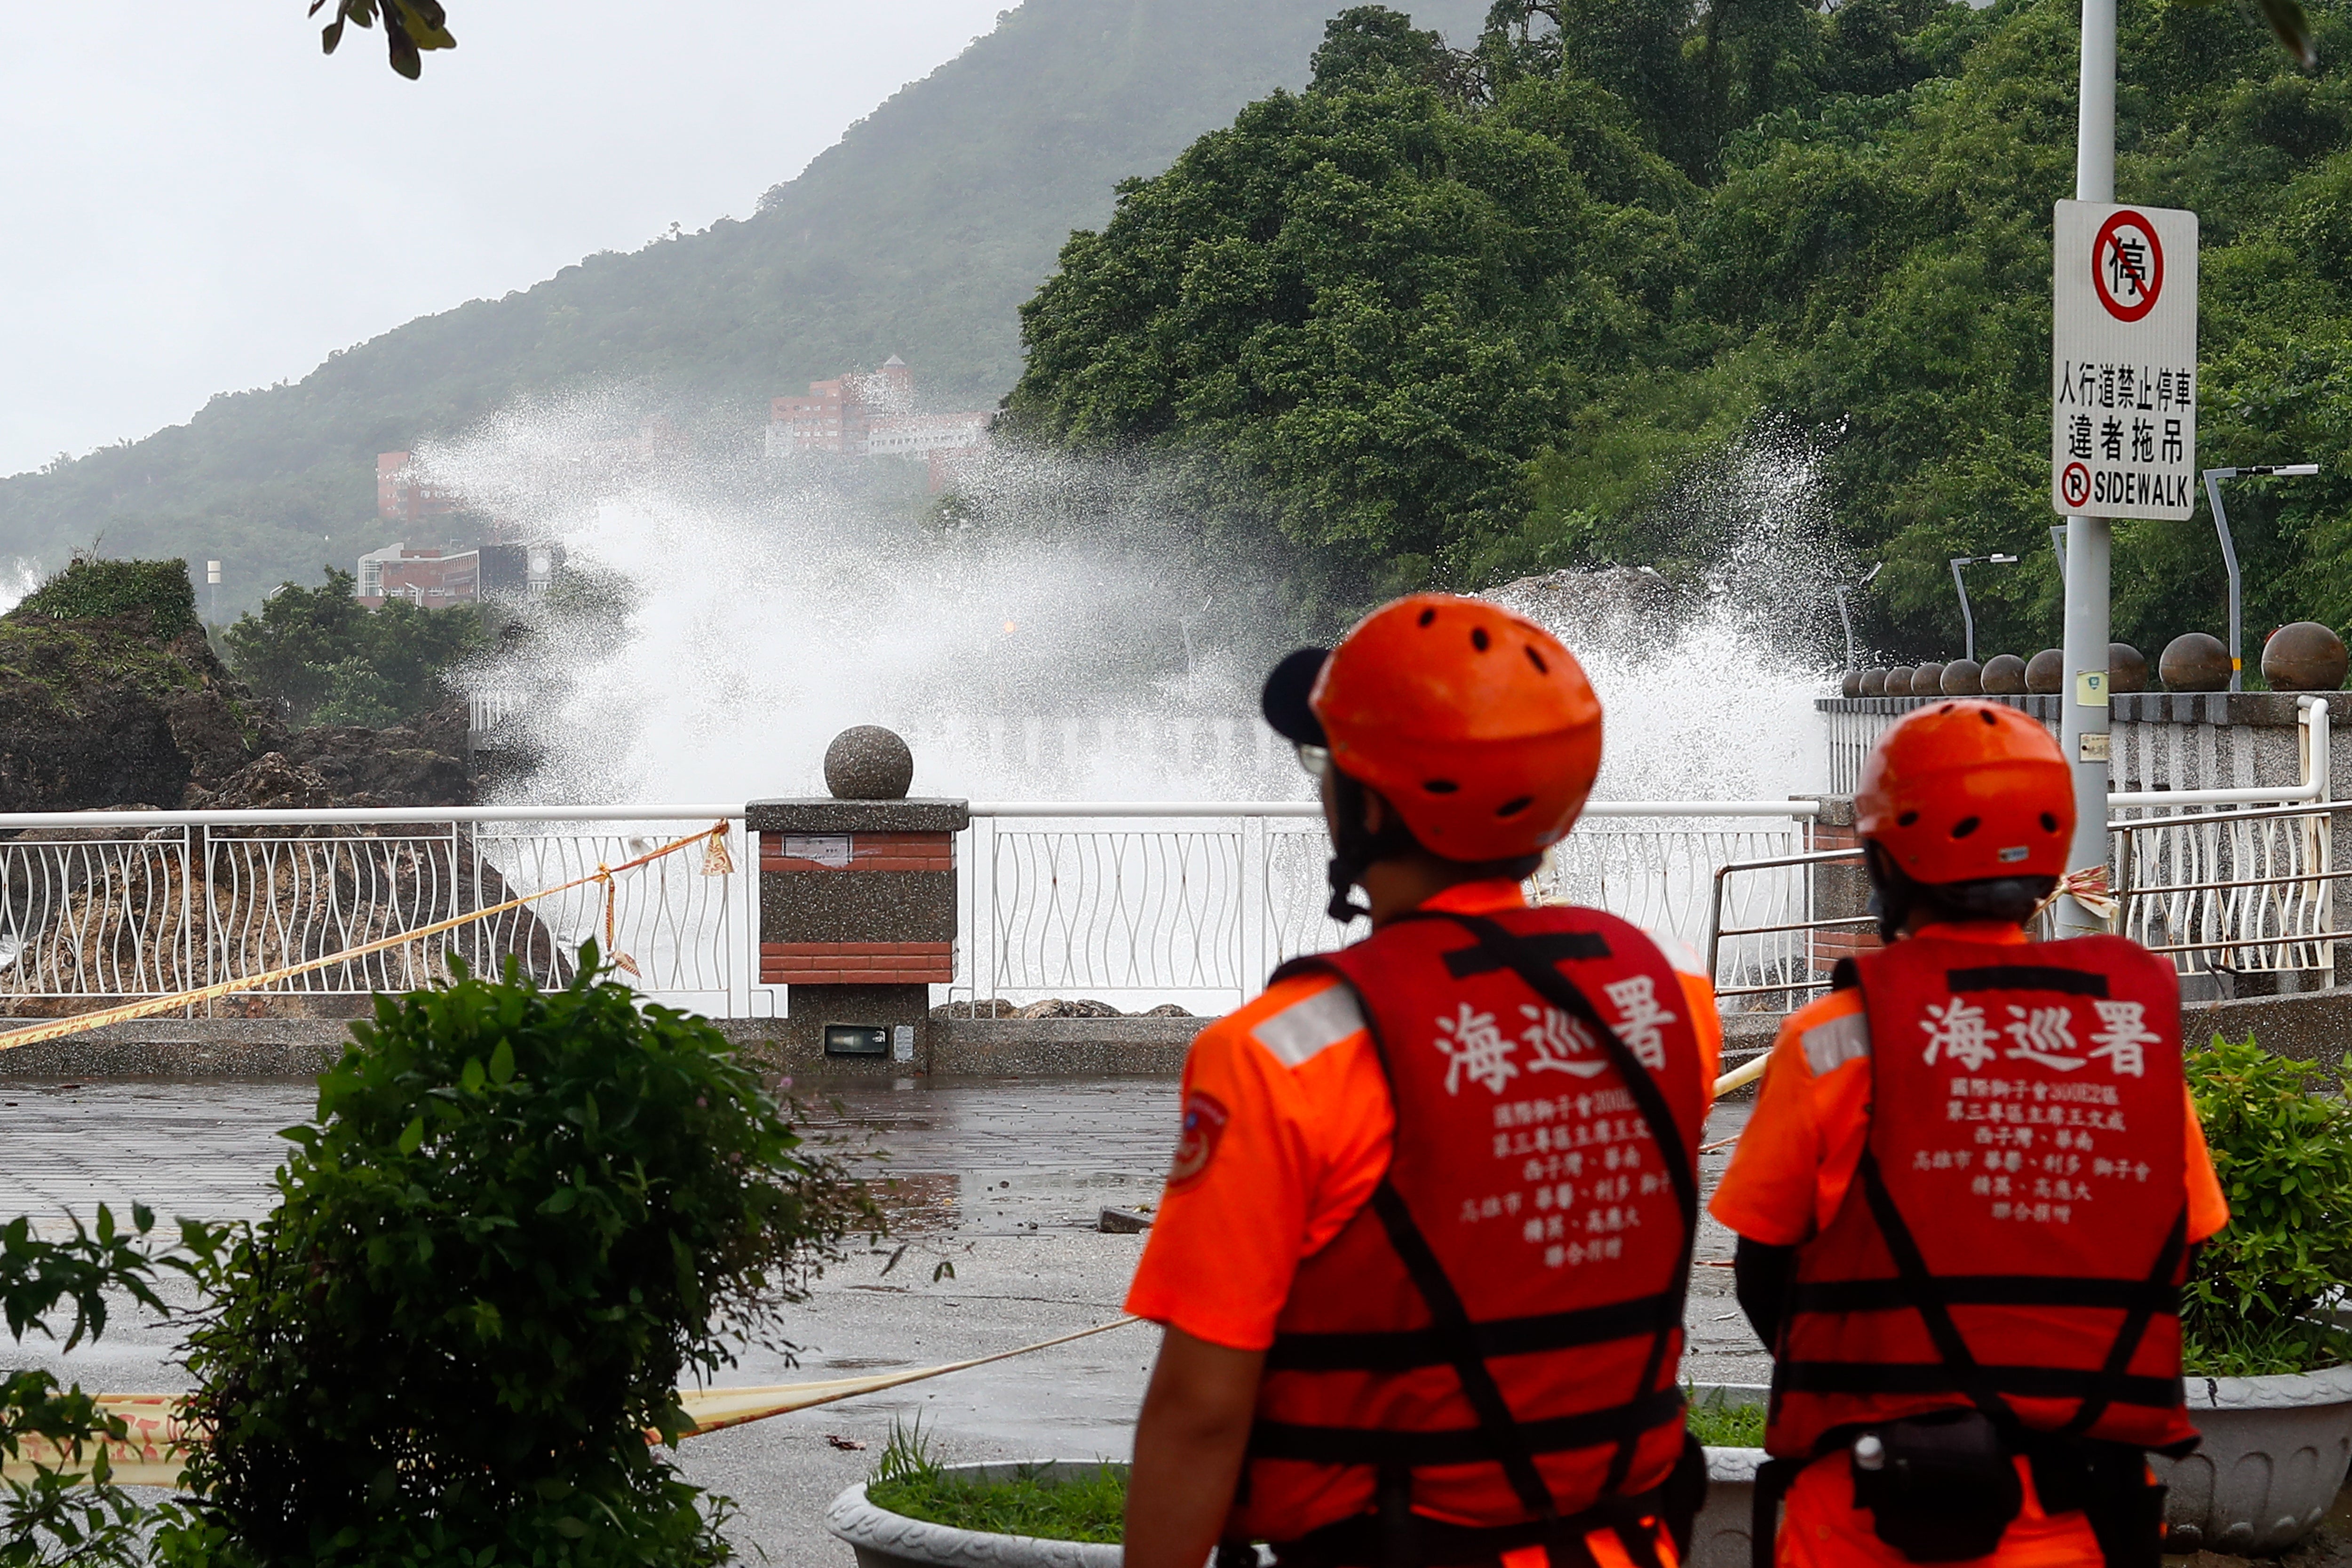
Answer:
xmin=2058 ymin=0 xmax=2118 ymax=936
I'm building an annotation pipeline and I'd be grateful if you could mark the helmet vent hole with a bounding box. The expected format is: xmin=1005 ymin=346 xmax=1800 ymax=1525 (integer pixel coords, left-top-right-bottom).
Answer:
xmin=1471 ymin=627 xmax=1491 ymax=652
xmin=1979 ymin=709 xmax=1998 ymax=725
xmin=1417 ymin=608 xmax=1437 ymax=628
xmin=1525 ymin=646 xmax=1549 ymax=675
xmin=1897 ymin=811 xmax=1920 ymax=828
xmin=1423 ymin=779 xmax=1460 ymax=795
xmin=2040 ymin=812 xmax=2060 ymax=832
xmin=1496 ymin=795 xmax=1533 ymax=818
xmin=1952 ymin=816 xmax=1982 ymax=839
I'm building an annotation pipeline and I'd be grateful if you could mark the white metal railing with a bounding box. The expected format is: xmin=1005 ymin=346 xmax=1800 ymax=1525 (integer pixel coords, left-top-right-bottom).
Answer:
xmin=1712 ymin=705 xmax=2337 ymax=993
xmin=0 ymin=807 xmax=758 ymax=1019
xmin=950 ymin=801 xmax=1821 ymax=1013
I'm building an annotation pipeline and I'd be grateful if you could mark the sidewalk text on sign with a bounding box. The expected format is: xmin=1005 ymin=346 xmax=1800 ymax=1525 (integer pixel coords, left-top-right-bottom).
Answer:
xmin=2051 ymin=202 xmax=2199 ymax=520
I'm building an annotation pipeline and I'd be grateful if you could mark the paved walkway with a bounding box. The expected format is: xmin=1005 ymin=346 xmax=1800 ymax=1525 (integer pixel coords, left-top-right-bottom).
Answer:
xmin=0 ymin=1074 xmax=1768 ymax=1567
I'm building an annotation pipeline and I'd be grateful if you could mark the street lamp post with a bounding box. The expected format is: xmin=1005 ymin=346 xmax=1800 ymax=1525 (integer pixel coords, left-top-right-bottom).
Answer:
xmin=2201 ymin=464 xmax=2319 ymax=692
xmin=1831 ymin=563 xmax=1883 ymax=671
xmin=1950 ymin=555 xmax=2021 ymax=662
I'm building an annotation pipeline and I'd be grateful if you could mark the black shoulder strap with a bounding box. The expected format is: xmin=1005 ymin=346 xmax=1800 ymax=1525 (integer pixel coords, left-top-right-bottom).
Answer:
xmin=2057 ymin=1205 xmax=2188 ymax=1438
xmin=1416 ymin=910 xmax=1701 ymax=1495
xmin=1854 ymin=1148 xmax=2022 ymax=1431
xmin=1365 ymin=1180 xmax=1562 ymax=1530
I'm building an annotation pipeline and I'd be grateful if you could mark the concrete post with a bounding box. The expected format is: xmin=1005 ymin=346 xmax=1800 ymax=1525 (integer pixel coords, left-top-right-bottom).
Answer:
xmin=748 ymin=727 xmax=967 ymax=1070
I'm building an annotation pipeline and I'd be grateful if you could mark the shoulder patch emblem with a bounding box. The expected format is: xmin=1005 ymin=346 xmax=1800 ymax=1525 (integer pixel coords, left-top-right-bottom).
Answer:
xmin=1250 ymin=986 xmax=1366 ymax=1069
xmin=1167 ymin=1090 xmax=1229 ymax=1187
xmin=1802 ymin=1010 xmax=1872 ymax=1077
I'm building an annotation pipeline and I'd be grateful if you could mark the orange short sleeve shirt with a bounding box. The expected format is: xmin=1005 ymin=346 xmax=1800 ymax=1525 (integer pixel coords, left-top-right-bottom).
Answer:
xmin=1125 ymin=881 xmax=1725 ymax=1351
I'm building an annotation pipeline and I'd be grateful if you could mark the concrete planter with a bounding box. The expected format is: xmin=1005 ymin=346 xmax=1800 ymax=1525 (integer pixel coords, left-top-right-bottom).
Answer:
xmin=826 ymin=1462 xmax=1122 ymax=1568
xmin=2158 ymin=1364 xmax=2352 ymax=1554
xmin=828 ymin=1442 xmax=1777 ymax=1568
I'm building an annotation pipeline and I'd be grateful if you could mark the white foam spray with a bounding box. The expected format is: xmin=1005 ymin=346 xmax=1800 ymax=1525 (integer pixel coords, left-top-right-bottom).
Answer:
xmin=415 ymin=397 xmax=1838 ymax=808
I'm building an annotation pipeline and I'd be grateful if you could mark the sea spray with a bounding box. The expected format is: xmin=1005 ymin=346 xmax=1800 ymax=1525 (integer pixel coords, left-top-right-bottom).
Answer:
xmin=414 ymin=396 xmax=1841 ymax=807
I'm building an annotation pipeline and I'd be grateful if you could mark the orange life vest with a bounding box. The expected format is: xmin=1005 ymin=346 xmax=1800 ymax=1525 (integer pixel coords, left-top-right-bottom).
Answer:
xmin=1767 ymin=934 xmax=2201 ymax=1461
xmin=1238 ymin=905 xmax=1710 ymax=1555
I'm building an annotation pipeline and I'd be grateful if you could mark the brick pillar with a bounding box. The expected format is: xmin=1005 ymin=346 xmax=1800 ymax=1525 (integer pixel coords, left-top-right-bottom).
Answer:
xmin=748 ymin=728 xmax=967 ymax=1069
xmin=1799 ymin=794 xmax=1881 ymax=973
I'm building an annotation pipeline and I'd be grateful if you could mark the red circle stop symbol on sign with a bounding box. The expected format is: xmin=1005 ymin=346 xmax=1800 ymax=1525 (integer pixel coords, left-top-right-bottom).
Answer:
xmin=2062 ymin=461 xmax=2092 ymax=509
xmin=2091 ymin=211 xmax=2164 ymax=322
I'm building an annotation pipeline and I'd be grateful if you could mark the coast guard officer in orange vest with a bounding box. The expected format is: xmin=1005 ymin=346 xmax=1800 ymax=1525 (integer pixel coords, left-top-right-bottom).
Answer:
xmin=1711 ymin=701 xmax=2229 ymax=1568
xmin=1120 ymin=594 xmax=1724 ymax=1568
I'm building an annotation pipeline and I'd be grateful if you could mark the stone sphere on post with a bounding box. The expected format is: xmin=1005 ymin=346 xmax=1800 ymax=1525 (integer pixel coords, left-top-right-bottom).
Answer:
xmin=1940 ymin=658 xmax=1984 ymax=695
xmin=2109 ymin=642 xmax=2149 ymax=694
xmin=2025 ymin=649 xmax=2065 ymax=694
xmin=2160 ymin=633 xmax=2232 ymax=692
xmin=1911 ymin=661 xmax=1946 ymax=697
xmin=1859 ymin=668 xmax=1889 ymax=696
xmin=2261 ymin=622 xmax=2349 ymax=692
xmin=1979 ymin=654 xmax=2028 ymax=695
xmin=824 ymin=725 xmax=915 ymax=801
xmin=1840 ymin=669 xmax=1863 ymax=698
xmin=1886 ymin=666 xmax=1916 ymax=697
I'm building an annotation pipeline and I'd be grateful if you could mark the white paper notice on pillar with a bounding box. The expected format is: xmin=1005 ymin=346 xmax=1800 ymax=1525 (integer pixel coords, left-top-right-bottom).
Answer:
xmin=2050 ymin=201 xmax=2198 ymax=519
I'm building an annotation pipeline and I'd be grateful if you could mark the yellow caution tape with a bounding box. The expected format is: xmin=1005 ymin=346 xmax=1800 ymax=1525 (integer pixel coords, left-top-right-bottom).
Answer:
xmin=0 ymin=821 xmax=735 ymax=1053
xmin=8 ymin=1318 xmax=1144 ymax=1488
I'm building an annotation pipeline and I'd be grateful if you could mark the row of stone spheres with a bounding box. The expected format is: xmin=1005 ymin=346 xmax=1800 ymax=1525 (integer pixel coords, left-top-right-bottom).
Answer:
xmin=1841 ymin=622 xmax=2351 ymax=698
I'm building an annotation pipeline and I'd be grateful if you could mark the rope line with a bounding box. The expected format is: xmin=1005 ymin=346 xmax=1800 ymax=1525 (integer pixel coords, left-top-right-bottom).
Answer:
xmin=0 ymin=821 xmax=734 ymax=1053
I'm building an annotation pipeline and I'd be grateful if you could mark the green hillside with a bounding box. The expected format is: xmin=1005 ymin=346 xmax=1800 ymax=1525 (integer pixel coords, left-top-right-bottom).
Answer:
xmin=0 ymin=0 xmax=1485 ymax=617
xmin=1009 ymin=0 xmax=2352 ymax=660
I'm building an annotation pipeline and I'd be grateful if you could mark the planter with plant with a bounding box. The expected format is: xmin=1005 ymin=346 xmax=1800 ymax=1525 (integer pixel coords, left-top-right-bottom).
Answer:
xmin=2155 ymin=1034 xmax=2352 ymax=1554
xmin=152 ymin=947 xmax=873 ymax=1568
xmin=828 ymin=1393 xmax=1779 ymax=1568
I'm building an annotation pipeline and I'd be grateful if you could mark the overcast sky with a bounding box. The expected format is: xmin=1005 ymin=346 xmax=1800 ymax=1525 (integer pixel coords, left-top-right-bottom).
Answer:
xmin=0 ymin=3 xmax=1005 ymax=479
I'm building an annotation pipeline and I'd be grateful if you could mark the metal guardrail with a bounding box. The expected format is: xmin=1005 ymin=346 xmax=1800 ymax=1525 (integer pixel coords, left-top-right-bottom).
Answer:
xmin=0 ymin=808 xmax=759 ymax=1019
xmin=1707 ymin=796 xmax=2340 ymax=998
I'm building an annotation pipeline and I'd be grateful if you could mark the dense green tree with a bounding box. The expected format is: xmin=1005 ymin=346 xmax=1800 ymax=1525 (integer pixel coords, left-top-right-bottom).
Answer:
xmin=220 ymin=568 xmax=483 ymax=727
xmin=1012 ymin=0 xmax=2352 ymax=660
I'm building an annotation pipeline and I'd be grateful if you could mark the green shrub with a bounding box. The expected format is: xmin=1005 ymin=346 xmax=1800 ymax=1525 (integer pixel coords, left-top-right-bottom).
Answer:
xmin=0 ymin=1205 xmax=219 ymax=1568
xmin=10 ymin=559 xmax=199 ymax=641
xmin=866 ymin=1422 xmax=1124 ymax=1544
xmin=167 ymin=949 xmax=875 ymax=1568
xmin=2182 ymin=1034 xmax=2352 ymax=1376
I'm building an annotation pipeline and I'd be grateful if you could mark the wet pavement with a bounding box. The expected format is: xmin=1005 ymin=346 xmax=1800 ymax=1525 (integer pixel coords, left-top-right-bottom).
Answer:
xmin=0 ymin=1075 xmax=1768 ymax=1567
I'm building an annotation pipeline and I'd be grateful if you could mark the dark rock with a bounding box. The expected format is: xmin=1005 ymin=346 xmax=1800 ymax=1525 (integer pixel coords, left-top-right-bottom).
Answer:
xmin=1014 ymin=997 xmax=1121 ymax=1019
xmin=1940 ymin=659 xmax=1984 ymax=695
xmin=2161 ymin=632 xmax=2232 ymax=692
xmin=1098 ymin=1207 xmax=1154 ymax=1234
xmin=1140 ymin=1003 xmax=1193 ymax=1018
xmin=931 ymin=998 xmax=1019 ymax=1019
xmin=2109 ymin=642 xmax=2149 ymax=693
xmin=2025 ymin=649 xmax=2065 ymax=693
xmin=193 ymin=753 xmax=339 ymax=811
xmin=1839 ymin=669 xmax=1864 ymax=698
xmin=1859 ymin=668 xmax=1889 ymax=696
xmin=824 ymin=725 xmax=914 ymax=801
xmin=1980 ymin=654 xmax=2028 ymax=694
xmin=2262 ymin=621 xmax=2348 ymax=691
xmin=1911 ymin=661 xmax=1946 ymax=697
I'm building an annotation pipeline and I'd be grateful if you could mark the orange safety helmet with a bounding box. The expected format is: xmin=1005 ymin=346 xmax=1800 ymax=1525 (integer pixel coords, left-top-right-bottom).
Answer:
xmin=1855 ymin=700 xmax=2074 ymax=885
xmin=1261 ymin=593 xmax=1603 ymax=862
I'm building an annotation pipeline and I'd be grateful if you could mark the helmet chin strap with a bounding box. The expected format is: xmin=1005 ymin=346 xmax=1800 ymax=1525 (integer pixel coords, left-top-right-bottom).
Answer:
xmin=1324 ymin=771 xmax=1406 ymax=925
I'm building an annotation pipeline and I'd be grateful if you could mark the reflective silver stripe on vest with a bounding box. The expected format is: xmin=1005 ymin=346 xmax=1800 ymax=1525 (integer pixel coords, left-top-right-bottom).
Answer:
xmin=1802 ymin=1009 xmax=1872 ymax=1076
xmin=1252 ymin=985 xmax=1367 ymax=1068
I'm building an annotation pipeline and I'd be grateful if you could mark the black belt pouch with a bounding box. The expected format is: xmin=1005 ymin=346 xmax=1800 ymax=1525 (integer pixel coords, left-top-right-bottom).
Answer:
xmin=1847 ymin=1409 xmax=2024 ymax=1563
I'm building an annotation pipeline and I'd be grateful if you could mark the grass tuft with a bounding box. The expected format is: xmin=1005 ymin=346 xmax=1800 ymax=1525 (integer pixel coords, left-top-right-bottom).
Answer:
xmin=1684 ymin=1385 xmax=1766 ymax=1448
xmin=865 ymin=1418 xmax=1126 ymax=1544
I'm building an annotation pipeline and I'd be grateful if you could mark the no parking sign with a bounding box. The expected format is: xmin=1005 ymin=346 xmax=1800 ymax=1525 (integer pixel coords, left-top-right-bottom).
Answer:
xmin=2051 ymin=201 xmax=2199 ymax=519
